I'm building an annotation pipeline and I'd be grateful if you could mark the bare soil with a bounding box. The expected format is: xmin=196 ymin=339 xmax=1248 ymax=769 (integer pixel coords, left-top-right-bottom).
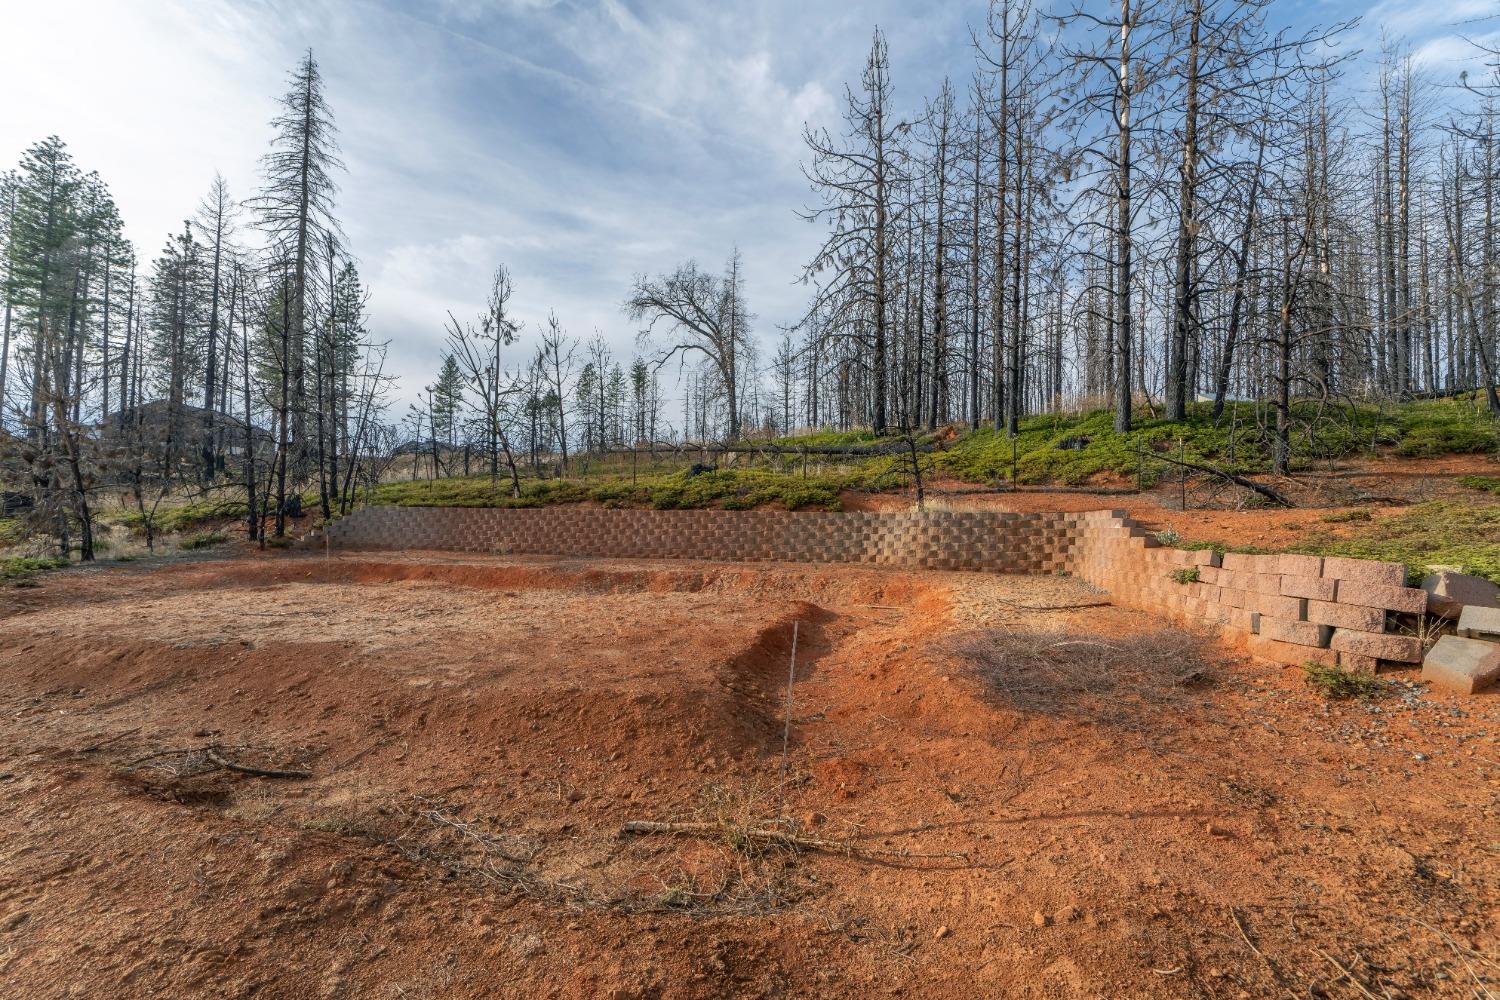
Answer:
xmin=1 ymin=551 xmax=1497 ymax=998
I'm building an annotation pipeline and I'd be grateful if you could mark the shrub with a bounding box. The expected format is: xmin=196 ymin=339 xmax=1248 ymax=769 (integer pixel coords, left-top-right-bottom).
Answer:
xmin=1303 ymin=662 xmax=1386 ymax=700
xmin=180 ymin=531 xmax=229 ymax=550
xmin=0 ymin=555 xmax=69 ymax=581
xmin=1169 ymin=567 xmax=1200 ymax=584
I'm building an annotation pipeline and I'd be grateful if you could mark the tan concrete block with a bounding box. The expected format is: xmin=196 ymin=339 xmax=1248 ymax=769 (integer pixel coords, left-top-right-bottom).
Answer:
xmin=1334 ymin=581 xmax=1429 ymax=614
xmin=1302 ymin=600 xmax=1381 ymax=633
xmin=1281 ymin=574 xmax=1338 ymax=602
xmin=1247 ymin=634 xmax=1337 ymax=667
xmin=1320 ymin=556 xmax=1406 ymax=588
xmin=1422 ymin=635 xmax=1500 ymax=694
xmin=1329 ymin=628 xmax=1422 ymax=663
xmin=1248 ymin=593 xmax=1306 ymax=621
xmin=1258 ymin=616 xmax=1333 ymax=648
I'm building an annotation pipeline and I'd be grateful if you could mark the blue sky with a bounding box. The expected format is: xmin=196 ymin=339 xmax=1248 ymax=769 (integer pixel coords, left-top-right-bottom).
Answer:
xmin=2 ymin=0 xmax=1496 ymax=414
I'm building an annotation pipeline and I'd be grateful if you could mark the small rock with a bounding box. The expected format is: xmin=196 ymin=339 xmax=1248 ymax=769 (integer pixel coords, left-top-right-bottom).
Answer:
xmin=933 ymin=925 xmax=951 ymax=939
xmin=1055 ymin=905 xmax=1081 ymax=924
xmin=802 ymin=812 xmax=827 ymax=828
xmin=565 ymin=789 xmax=585 ymax=803
xmin=1032 ymin=910 xmax=1051 ymax=928
xmin=1205 ymin=822 xmax=1230 ymax=837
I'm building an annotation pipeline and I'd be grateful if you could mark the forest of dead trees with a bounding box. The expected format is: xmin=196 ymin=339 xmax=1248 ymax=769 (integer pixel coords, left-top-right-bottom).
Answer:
xmin=790 ymin=2 xmax=1500 ymax=460
xmin=3 ymin=1 xmax=1500 ymax=559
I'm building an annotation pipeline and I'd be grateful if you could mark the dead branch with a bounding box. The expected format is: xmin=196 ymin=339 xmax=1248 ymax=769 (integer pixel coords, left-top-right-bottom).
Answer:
xmin=1142 ymin=448 xmax=1296 ymax=507
xmin=619 ymin=820 xmax=981 ymax=865
xmin=996 ymin=599 xmax=1113 ymax=612
xmin=1313 ymin=948 xmax=1385 ymax=1000
xmin=125 ymin=743 xmax=310 ymax=779
xmin=205 ymin=748 xmax=311 ymax=779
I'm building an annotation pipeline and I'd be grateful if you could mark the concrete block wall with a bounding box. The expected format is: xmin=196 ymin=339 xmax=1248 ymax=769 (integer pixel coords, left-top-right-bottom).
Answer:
xmin=316 ymin=506 xmax=1078 ymax=574
xmin=318 ymin=505 xmax=1427 ymax=667
xmin=1067 ymin=509 xmax=1427 ymax=669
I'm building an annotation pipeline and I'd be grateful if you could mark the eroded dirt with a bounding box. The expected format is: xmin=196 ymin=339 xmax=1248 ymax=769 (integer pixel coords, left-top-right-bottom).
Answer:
xmin=1 ymin=552 xmax=1497 ymax=998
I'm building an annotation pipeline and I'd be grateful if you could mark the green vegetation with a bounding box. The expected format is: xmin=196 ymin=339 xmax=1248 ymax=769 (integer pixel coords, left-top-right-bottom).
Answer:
xmin=1458 ymin=475 xmax=1500 ymax=495
xmin=1 ymin=555 xmax=69 ymax=583
xmin=1178 ymin=500 xmax=1500 ymax=585
xmin=1286 ymin=500 xmax=1500 ymax=585
xmin=1169 ymin=567 xmax=1200 ymax=584
xmin=1391 ymin=400 xmax=1500 ymax=457
xmin=113 ymin=498 xmax=250 ymax=535
xmin=180 ymin=531 xmax=230 ymax=550
xmin=373 ymin=464 xmax=907 ymax=513
xmin=1303 ymin=662 xmax=1387 ymax=701
xmin=1320 ymin=509 xmax=1373 ymax=523
xmin=356 ymin=399 xmax=1493 ymax=518
xmin=931 ymin=398 xmax=1496 ymax=486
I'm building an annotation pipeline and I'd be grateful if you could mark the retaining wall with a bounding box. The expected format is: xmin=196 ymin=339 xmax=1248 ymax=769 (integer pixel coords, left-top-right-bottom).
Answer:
xmin=317 ymin=505 xmax=1430 ymax=667
xmin=316 ymin=506 xmax=1076 ymax=573
xmin=1067 ymin=509 xmax=1428 ymax=670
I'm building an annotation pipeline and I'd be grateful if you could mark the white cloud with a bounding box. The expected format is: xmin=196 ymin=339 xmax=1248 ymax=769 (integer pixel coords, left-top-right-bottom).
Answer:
xmin=0 ymin=0 xmax=1160 ymax=416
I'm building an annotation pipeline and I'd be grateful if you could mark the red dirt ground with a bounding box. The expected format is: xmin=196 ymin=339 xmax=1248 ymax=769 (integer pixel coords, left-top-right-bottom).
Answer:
xmin=1 ymin=551 xmax=1497 ymax=998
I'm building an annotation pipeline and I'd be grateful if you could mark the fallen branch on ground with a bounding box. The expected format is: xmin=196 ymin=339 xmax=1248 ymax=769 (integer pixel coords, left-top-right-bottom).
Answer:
xmin=619 ymin=819 xmax=985 ymax=865
xmin=1143 ymin=449 xmax=1296 ymax=507
xmin=205 ymin=748 xmax=312 ymax=779
xmin=125 ymin=743 xmax=311 ymax=779
xmin=996 ymin=599 xmax=1113 ymax=612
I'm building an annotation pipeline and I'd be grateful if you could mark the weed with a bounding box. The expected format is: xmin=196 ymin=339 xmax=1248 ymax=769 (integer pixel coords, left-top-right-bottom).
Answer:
xmin=1303 ymin=662 xmax=1387 ymax=700
xmin=1169 ymin=567 xmax=1200 ymax=584
xmin=1154 ymin=526 xmax=1183 ymax=546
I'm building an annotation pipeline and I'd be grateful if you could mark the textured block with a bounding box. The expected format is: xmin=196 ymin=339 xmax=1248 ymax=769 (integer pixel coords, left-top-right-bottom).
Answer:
xmin=1422 ymin=635 xmax=1500 ymax=694
xmin=1329 ymin=629 xmax=1422 ymax=663
xmin=1281 ymin=574 xmax=1338 ymax=602
xmin=1258 ymin=617 xmax=1333 ymax=648
xmin=1273 ymin=553 xmax=1324 ymax=577
xmin=1337 ymin=651 xmax=1380 ymax=674
xmin=1305 ymin=599 xmax=1384 ymax=633
xmin=1320 ymin=556 xmax=1406 ymax=588
xmin=1334 ymin=581 xmax=1429 ymax=615
xmin=1247 ymin=634 xmax=1337 ymax=667
xmin=1221 ymin=552 xmax=1269 ymax=573
xmin=1248 ymin=593 xmax=1307 ymax=621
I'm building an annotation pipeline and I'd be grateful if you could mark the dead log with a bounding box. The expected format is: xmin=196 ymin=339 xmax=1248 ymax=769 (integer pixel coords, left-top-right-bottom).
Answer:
xmin=1143 ymin=449 xmax=1295 ymax=507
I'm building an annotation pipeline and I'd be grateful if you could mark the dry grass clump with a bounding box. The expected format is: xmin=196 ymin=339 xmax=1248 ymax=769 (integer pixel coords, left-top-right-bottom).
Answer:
xmin=949 ymin=628 xmax=1218 ymax=722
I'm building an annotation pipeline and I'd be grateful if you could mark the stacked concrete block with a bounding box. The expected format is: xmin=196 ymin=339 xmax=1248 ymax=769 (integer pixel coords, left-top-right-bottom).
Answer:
xmin=319 ymin=505 xmax=1083 ymax=575
xmin=1063 ymin=511 xmax=1430 ymax=672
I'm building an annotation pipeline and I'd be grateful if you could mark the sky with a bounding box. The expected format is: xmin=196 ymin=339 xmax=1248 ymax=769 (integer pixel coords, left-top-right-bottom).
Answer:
xmin=2 ymin=0 xmax=1497 ymax=416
